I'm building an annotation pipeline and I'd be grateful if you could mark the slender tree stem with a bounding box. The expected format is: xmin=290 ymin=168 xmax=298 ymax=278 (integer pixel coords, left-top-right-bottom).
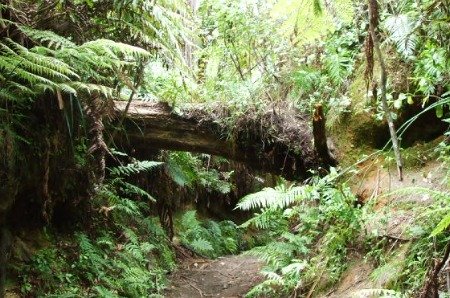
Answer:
xmin=368 ymin=0 xmax=403 ymax=181
xmin=108 ymin=61 xmax=145 ymax=147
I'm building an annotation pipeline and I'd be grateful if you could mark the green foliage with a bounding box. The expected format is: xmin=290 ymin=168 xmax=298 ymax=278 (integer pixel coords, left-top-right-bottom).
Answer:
xmin=383 ymin=14 xmax=417 ymax=58
xmin=291 ymin=22 xmax=360 ymax=115
xmin=378 ymin=0 xmax=449 ymax=111
xmin=21 ymin=222 xmax=173 ymax=297
xmin=19 ymin=156 xmax=175 ymax=296
xmin=238 ymin=173 xmax=361 ymax=296
xmin=413 ymin=43 xmax=449 ymax=97
xmin=352 ymin=289 xmax=406 ymax=298
xmin=0 ymin=22 xmax=150 ymax=100
xmin=110 ymin=160 xmax=163 ymax=177
xmin=165 ymin=152 xmax=232 ymax=193
xmin=176 ymin=210 xmax=241 ymax=258
xmin=236 ymin=184 xmax=305 ymax=211
xmin=364 ymin=185 xmax=450 ymax=295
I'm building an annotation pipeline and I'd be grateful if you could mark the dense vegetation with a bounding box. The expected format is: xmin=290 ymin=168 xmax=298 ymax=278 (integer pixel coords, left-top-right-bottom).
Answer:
xmin=0 ymin=0 xmax=449 ymax=297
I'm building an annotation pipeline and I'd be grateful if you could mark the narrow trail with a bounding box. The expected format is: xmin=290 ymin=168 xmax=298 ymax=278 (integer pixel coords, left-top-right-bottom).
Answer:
xmin=165 ymin=255 xmax=263 ymax=298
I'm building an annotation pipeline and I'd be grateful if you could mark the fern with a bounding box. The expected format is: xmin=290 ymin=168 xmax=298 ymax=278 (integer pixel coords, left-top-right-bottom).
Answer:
xmin=94 ymin=286 xmax=119 ymax=298
xmin=114 ymin=198 xmax=141 ymax=216
xmin=236 ymin=185 xmax=305 ymax=210
xmin=384 ymin=14 xmax=417 ymax=58
xmin=18 ymin=25 xmax=76 ymax=49
xmin=110 ymin=160 xmax=163 ymax=177
xmin=176 ymin=210 xmax=241 ymax=257
xmin=324 ymin=52 xmax=352 ymax=85
xmin=165 ymin=152 xmax=199 ymax=187
xmin=189 ymin=238 xmax=214 ymax=254
xmin=240 ymin=208 xmax=287 ymax=230
xmin=351 ymin=289 xmax=405 ymax=298
xmin=119 ymin=181 xmax=155 ymax=201
xmin=430 ymin=211 xmax=450 ymax=236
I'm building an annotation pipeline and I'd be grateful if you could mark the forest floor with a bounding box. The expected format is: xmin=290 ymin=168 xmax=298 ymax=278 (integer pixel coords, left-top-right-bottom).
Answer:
xmin=165 ymin=254 xmax=264 ymax=298
xmin=165 ymin=149 xmax=448 ymax=298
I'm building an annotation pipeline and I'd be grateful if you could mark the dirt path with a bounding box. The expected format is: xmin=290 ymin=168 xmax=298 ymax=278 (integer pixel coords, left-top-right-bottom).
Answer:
xmin=165 ymin=255 xmax=263 ymax=298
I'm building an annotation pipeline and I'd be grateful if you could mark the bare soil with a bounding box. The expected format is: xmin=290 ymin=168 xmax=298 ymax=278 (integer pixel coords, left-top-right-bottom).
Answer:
xmin=165 ymin=255 xmax=263 ymax=298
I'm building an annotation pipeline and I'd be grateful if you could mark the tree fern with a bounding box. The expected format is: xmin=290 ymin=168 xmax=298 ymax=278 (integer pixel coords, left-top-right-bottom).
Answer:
xmin=18 ymin=25 xmax=76 ymax=49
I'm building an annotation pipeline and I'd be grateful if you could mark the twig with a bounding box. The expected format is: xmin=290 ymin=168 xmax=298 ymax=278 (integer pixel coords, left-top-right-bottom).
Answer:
xmin=180 ymin=276 xmax=205 ymax=297
xmin=373 ymin=167 xmax=381 ymax=198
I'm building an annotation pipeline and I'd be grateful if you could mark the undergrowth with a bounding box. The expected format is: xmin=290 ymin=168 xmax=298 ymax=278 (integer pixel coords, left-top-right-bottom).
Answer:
xmin=237 ymin=170 xmax=361 ymax=297
xmin=175 ymin=210 xmax=242 ymax=258
xmin=19 ymin=158 xmax=175 ymax=297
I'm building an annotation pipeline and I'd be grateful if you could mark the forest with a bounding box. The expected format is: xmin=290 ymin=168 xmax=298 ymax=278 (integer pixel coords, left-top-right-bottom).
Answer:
xmin=0 ymin=0 xmax=449 ymax=297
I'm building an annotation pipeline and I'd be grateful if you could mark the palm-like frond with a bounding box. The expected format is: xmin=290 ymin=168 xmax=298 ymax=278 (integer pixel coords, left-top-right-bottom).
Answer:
xmin=109 ymin=160 xmax=163 ymax=177
xmin=18 ymin=25 xmax=76 ymax=49
xmin=384 ymin=14 xmax=417 ymax=58
xmin=236 ymin=186 xmax=305 ymax=211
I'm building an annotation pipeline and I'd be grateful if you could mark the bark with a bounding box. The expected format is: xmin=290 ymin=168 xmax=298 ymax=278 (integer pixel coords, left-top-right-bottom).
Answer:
xmin=85 ymin=96 xmax=107 ymax=186
xmin=313 ymin=104 xmax=337 ymax=167
xmin=113 ymin=100 xmax=335 ymax=180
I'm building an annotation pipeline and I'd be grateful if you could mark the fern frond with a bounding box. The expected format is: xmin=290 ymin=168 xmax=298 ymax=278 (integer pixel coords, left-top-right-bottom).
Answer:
xmin=109 ymin=160 xmax=163 ymax=177
xmin=384 ymin=14 xmax=417 ymax=57
xmin=240 ymin=208 xmax=287 ymax=230
xmin=247 ymin=242 xmax=296 ymax=269
xmin=236 ymin=186 xmax=304 ymax=211
xmin=114 ymin=198 xmax=141 ymax=216
xmin=119 ymin=181 xmax=156 ymax=202
xmin=68 ymin=82 xmax=115 ymax=98
xmin=325 ymin=52 xmax=351 ymax=85
xmin=180 ymin=210 xmax=201 ymax=230
xmin=189 ymin=238 xmax=214 ymax=254
xmin=430 ymin=213 xmax=450 ymax=236
xmin=280 ymin=261 xmax=307 ymax=277
xmin=81 ymin=39 xmax=150 ymax=60
xmin=18 ymin=25 xmax=76 ymax=49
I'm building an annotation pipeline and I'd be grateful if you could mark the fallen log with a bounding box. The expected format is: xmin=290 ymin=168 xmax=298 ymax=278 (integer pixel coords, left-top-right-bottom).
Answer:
xmin=113 ymin=100 xmax=336 ymax=180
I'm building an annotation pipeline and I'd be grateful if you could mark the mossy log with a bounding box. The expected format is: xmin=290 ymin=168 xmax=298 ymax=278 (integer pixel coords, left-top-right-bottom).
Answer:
xmin=113 ymin=100 xmax=336 ymax=180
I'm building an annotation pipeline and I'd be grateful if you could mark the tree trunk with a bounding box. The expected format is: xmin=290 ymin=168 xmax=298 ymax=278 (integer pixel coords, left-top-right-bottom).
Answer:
xmin=313 ymin=104 xmax=337 ymax=167
xmin=112 ymin=100 xmax=336 ymax=180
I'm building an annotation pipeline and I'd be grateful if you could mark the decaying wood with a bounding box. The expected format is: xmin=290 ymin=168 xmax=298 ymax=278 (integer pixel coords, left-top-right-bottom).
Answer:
xmin=113 ymin=100 xmax=336 ymax=180
xmin=313 ymin=104 xmax=337 ymax=167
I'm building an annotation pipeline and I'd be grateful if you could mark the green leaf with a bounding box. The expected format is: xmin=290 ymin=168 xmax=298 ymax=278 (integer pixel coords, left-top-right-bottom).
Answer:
xmin=436 ymin=104 xmax=444 ymax=118
xmin=407 ymin=95 xmax=414 ymax=105
xmin=393 ymin=98 xmax=403 ymax=109
xmin=431 ymin=213 xmax=450 ymax=237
